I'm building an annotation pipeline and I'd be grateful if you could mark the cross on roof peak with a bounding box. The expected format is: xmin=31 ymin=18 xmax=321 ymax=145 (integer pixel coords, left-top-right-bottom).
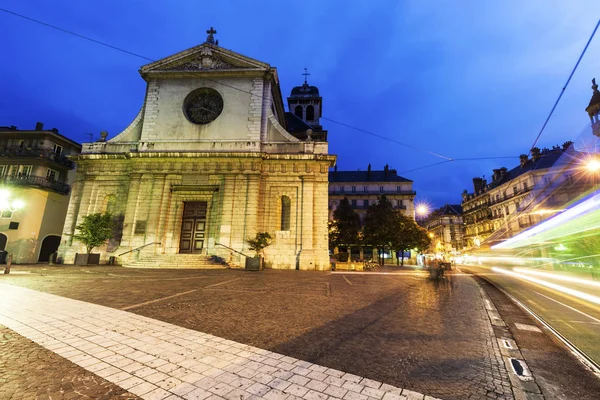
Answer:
xmin=302 ymin=67 xmax=310 ymax=84
xmin=206 ymin=27 xmax=217 ymax=44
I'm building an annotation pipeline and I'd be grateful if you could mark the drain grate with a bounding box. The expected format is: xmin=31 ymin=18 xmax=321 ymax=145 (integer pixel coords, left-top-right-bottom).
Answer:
xmin=511 ymin=358 xmax=524 ymax=376
xmin=509 ymin=358 xmax=532 ymax=380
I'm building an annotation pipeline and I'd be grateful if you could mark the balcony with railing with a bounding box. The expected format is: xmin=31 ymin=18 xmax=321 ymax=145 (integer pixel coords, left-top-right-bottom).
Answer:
xmin=0 ymin=146 xmax=75 ymax=169
xmin=0 ymin=175 xmax=70 ymax=194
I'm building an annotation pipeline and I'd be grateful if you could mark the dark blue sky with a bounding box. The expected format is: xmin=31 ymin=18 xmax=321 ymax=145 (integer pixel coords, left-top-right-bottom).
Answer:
xmin=1 ymin=1 xmax=599 ymax=207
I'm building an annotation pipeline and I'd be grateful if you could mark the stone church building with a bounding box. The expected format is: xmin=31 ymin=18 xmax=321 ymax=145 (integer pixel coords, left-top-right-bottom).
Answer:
xmin=58 ymin=29 xmax=335 ymax=270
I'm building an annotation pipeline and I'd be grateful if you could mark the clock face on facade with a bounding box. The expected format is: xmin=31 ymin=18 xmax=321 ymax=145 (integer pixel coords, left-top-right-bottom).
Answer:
xmin=183 ymin=88 xmax=224 ymax=124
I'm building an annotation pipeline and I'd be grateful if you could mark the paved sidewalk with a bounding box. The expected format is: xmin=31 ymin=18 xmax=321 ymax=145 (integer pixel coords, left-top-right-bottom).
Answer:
xmin=0 ymin=283 xmax=437 ymax=400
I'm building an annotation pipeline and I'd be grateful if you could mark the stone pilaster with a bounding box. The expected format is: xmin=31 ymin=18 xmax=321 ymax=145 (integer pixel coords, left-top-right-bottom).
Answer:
xmin=218 ymin=176 xmax=236 ymax=247
xmin=119 ymin=173 xmax=142 ymax=249
xmin=298 ymin=175 xmax=315 ymax=270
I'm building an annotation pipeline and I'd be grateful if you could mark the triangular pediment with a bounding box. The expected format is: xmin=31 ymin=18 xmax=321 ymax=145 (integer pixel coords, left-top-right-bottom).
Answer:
xmin=140 ymin=43 xmax=271 ymax=74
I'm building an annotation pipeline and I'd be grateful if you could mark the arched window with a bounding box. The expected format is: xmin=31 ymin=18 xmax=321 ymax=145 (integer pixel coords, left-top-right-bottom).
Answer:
xmin=306 ymin=105 xmax=315 ymax=121
xmin=294 ymin=105 xmax=303 ymax=119
xmin=281 ymin=196 xmax=291 ymax=231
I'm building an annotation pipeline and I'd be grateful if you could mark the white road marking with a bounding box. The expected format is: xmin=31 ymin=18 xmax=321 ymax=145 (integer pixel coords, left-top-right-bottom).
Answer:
xmin=514 ymin=323 xmax=542 ymax=332
xmin=121 ymin=289 xmax=198 ymax=311
xmin=342 ymin=275 xmax=353 ymax=285
xmin=533 ymin=291 xmax=600 ymax=324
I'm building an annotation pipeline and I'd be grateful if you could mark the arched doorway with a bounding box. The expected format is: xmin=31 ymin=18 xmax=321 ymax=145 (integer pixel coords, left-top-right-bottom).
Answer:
xmin=0 ymin=233 xmax=6 ymax=251
xmin=38 ymin=235 xmax=61 ymax=262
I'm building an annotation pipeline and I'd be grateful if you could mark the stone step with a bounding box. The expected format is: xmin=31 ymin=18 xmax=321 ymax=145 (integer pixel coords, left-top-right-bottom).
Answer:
xmin=122 ymin=254 xmax=229 ymax=269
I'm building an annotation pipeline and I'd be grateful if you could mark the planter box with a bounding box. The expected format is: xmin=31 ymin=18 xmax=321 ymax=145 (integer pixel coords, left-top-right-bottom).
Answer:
xmin=245 ymin=257 xmax=262 ymax=271
xmin=74 ymin=253 xmax=100 ymax=266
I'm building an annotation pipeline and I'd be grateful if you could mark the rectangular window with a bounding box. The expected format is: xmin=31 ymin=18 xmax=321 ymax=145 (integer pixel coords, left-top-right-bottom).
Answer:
xmin=19 ymin=165 xmax=32 ymax=177
xmin=397 ymin=186 xmax=402 ymax=192
xmin=352 ymin=186 xmax=356 ymax=193
xmin=523 ymin=181 xmax=528 ymax=190
xmin=363 ymin=186 xmax=368 ymax=192
xmin=134 ymin=220 xmax=147 ymax=235
xmin=513 ymin=185 xmax=518 ymax=194
xmin=46 ymin=168 xmax=58 ymax=181
xmin=505 ymin=206 xmax=510 ymax=215
xmin=380 ymin=186 xmax=384 ymax=192
xmin=340 ymin=186 xmax=344 ymax=193
xmin=351 ymin=199 xmax=357 ymax=207
xmin=1 ymin=210 xmax=12 ymax=219
xmin=53 ymin=144 xmax=63 ymax=156
xmin=364 ymin=200 xmax=369 ymax=207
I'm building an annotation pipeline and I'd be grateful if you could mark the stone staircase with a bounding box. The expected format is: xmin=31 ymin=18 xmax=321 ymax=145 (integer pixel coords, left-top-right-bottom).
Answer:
xmin=122 ymin=254 xmax=229 ymax=269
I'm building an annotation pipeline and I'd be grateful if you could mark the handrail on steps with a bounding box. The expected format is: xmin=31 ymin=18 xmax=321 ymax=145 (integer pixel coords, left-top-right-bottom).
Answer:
xmin=215 ymin=242 xmax=252 ymax=258
xmin=117 ymin=242 xmax=161 ymax=257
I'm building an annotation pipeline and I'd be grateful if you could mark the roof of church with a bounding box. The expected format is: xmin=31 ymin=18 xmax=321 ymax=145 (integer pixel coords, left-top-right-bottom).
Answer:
xmin=290 ymin=83 xmax=320 ymax=96
xmin=329 ymin=170 xmax=412 ymax=183
xmin=284 ymin=112 xmax=312 ymax=133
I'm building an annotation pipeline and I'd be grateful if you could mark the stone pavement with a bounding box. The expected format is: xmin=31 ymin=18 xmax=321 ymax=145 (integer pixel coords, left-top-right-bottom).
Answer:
xmin=0 ymin=283 xmax=436 ymax=400
xmin=0 ymin=267 xmax=516 ymax=399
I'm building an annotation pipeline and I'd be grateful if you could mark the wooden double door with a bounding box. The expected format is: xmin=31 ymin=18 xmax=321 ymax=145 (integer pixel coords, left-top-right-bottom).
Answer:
xmin=179 ymin=201 xmax=207 ymax=253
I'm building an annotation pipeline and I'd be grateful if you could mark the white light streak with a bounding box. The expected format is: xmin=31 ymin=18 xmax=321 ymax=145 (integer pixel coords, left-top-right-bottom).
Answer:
xmin=492 ymin=267 xmax=600 ymax=305
xmin=514 ymin=268 xmax=600 ymax=288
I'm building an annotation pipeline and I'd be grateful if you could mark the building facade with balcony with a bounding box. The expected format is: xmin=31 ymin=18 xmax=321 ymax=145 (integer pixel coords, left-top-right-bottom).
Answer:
xmin=328 ymin=165 xmax=415 ymax=220
xmin=461 ymin=144 xmax=585 ymax=249
xmin=422 ymin=204 xmax=464 ymax=254
xmin=0 ymin=123 xmax=81 ymax=263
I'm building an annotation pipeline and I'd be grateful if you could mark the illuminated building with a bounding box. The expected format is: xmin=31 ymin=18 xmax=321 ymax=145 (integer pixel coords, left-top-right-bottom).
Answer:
xmin=0 ymin=123 xmax=81 ymax=263
xmin=328 ymin=164 xmax=416 ymax=221
xmin=57 ymin=30 xmax=335 ymax=270
xmin=422 ymin=204 xmax=464 ymax=253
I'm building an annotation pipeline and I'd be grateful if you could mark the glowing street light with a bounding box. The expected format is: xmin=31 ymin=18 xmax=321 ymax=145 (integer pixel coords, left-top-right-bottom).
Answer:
xmin=416 ymin=204 xmax=429 ymax=217
xmin=0 ymin=189 xmax=24 ymax=213
xmin=586 ymin=159 xmax=600 ymax=172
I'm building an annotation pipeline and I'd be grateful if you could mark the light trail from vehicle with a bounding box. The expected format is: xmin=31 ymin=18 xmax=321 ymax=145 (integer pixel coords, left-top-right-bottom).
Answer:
xmin=491 ymin=267 xmax=600 ymax=306
xmin=514 ymin=268 xmax=600 ymax=288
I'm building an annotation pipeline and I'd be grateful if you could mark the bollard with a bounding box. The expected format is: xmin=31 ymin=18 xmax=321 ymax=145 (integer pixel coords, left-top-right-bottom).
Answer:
xmin=3 ymin=253 xmax=13 ymax=274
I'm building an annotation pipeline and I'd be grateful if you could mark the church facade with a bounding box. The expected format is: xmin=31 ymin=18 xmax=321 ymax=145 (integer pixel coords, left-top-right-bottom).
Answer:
xmin=58 ymin=29 xmax=335 ymax=270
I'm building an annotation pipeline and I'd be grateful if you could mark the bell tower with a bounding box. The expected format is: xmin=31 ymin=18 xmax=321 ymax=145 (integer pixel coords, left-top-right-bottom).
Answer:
xmin=586 ymin=78 xmax=600 ymax=137
xmin=287 ymin=68 xmax=323 ymax=130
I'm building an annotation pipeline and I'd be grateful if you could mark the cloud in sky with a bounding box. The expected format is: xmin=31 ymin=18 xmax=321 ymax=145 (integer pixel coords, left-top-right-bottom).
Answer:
xmin=1 ymin=0 xmax=599 ymax=206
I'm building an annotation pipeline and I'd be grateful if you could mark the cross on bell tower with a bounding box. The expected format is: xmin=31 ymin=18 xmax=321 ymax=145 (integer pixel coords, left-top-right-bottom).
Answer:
xmin=206 ymin=27 xmax=217 ymax=44
xmin=302 ymin=68 xmax=310 ymax=84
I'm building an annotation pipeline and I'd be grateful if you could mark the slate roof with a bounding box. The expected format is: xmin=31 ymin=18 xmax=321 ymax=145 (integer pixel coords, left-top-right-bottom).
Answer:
xmin=290 ymin=84 xmax=320 ymax=96
xmin=329 ymin=170 xmax=412 ymax=183
xmin=284 ymin=112 xmax=312 ymax=133
xmin=436 ymin=204 xmax=463 ymax=215
xmin=491 ymin=149 xmax=564 ymax=188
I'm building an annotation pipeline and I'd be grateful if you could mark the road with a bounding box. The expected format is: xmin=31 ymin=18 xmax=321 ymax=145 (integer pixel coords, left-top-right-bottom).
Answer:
xmin=459 ymin=263 xmax=600 ymax=368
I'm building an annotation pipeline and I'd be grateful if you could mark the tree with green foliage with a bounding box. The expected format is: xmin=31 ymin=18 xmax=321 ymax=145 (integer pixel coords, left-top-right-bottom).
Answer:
xmin=246 ymin=232 xmax=272 ymax=257
xmin=392 ymin=218 xmax=432 ymax=266
xmin=329 ymin=197 xmax=361 ymax=250
xmin=363 ymin=195 xmax=400 ymax=265
xmin=72 ymin=213 xmax=114 ymax=254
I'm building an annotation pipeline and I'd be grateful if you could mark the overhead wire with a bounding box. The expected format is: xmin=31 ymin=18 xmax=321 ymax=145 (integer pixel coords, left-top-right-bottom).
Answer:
xmin=528 ymin=17 xmax=600 ymax=154
xmin=0 ymin=6 xmax=525 ymax=169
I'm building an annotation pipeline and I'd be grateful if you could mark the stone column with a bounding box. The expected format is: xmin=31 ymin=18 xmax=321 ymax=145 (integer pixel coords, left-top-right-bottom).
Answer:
xmin=298 ymin=175 xmax=315 ymax=270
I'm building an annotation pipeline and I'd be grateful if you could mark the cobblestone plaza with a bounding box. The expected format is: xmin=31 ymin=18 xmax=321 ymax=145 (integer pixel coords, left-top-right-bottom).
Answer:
xmin=0 ymin=267 xmax=517 ymax=399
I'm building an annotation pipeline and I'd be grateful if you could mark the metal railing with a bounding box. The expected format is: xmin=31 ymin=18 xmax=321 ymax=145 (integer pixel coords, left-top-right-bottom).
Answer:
xmin=117 ymin=242 xmax=161 ymax=257
xmin=0 ymin=175 xmax=70 ymax=194
xmin=0 ymin=146 xmax=75 ymax=169
xmin=215 ymin=242 xmax=252 ymax=258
